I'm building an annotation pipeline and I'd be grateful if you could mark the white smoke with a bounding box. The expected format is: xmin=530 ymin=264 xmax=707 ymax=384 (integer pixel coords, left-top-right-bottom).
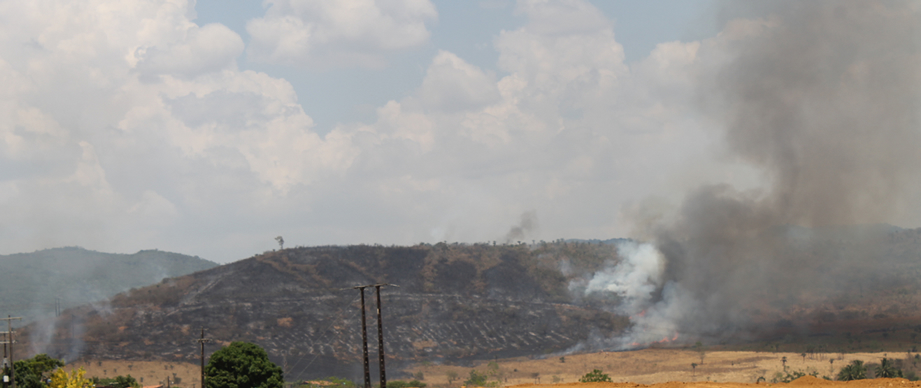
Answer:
xmin=581 ymin=241 xmax=690 ymax=348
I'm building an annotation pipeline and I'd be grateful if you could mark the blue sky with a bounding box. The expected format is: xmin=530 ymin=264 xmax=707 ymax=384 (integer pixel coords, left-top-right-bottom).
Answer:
xmin=2 ymin=0 xmax=917 ymax=264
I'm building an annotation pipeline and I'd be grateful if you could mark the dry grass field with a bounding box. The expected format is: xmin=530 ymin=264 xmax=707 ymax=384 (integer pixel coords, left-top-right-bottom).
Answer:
xmin=403 ymin=350 xmax=911 ymax=386
xmin=60 ymin=360 xmax=201 ymax=388
xmin=506 ymin=376 xmax=920 ymax=388
xmin=55 ymin=349 xmax=914 ymax=388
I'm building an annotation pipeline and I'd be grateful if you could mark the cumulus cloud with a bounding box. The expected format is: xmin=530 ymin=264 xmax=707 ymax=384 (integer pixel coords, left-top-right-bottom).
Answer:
xmin=246 ymin=0 xmax=437 ymax=68
xmin=0 ymin=0 xmax=810 ymax=263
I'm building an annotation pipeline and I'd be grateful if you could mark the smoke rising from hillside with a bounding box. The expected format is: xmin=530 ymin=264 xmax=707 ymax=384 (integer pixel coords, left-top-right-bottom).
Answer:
xmin=585 ymin=1 xmax=921 ymax=346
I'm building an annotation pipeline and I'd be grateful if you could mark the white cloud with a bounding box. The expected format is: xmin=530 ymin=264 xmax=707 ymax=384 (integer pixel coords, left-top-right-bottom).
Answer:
xmin=246 ymin=0 xmax=437 ymax=68
xmin=0 ymin=0 xmax=795 ymax=262
xmin=136 ymin=23 xmax=244 ymax=78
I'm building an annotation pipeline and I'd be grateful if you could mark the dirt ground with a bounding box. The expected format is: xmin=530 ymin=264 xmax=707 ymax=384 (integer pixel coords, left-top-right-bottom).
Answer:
xmin=61 ymin=360 xmax=201 ymax=388
xmin=404 ymin=350 xmax=911 ymax=386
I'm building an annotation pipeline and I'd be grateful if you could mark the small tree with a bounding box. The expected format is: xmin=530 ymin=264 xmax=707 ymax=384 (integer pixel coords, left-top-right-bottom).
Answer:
xmin=49 ymin=367 xmax=93 ymax=388
xmin=275 ymin=236 xmax=284 ymax=250
xmin=875 ymin=358 xmax=903 ymax=378
xmin=837 ymin=360 xmax=867 ymax=381
xmin=579 ymin=370 xmax=611 ymax=383
xmin=206 ymin=342 xmax=283 ymax=388
xmin=694 ymin=342 xmax=706 ymax=364
xmin=445 ymin=371 xmax=458 ymax=384
xmin=464 ymin=370 xmax=487 ymax=387
xmin=781 ymin=356 xmax=787 ymax=370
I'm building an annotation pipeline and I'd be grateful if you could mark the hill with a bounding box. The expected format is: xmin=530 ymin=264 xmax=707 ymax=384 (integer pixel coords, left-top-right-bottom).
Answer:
xmin=20 ymin=242 xmax=630 ymax=380
xmin=0 ymin=247 xmax=217 ymax=322
xmin=18 ymin=227 xmax=921 ymax=382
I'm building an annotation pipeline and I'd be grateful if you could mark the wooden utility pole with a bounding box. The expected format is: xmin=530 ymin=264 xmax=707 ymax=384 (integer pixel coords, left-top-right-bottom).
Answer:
xmin=197 ymin=328 xmax=211 ymax=388
xmin=375 ymin=285 xmax=387 ymax=388
xmin=352 ymin=284 xmax=396 ymax=388
xmin=0 ymin=317 xmax=22 ymax=388
xmin=3 ymin=330 xmax=7 ymax=388
xmin=352 ymin=286 xmax=371 ymax=388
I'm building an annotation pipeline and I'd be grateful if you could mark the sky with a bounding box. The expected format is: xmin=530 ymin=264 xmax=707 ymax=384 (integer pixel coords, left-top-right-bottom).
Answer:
xmin=3 ymin=0 xmax=915 ymax=264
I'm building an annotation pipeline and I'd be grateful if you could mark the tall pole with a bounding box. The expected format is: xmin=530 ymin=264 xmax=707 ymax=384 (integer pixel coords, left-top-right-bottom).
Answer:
xmin=358 ymin=288 xmax=370 ymax=388
xmin=375 ymin=286 xmax=386 ymax=388
xmin=197 ymin=328 xmax=211 ymax=388
xmin=3 ymin=331 xmax=7 ymax=388
xmin=0 ymin=317 xmax=22 ymax=388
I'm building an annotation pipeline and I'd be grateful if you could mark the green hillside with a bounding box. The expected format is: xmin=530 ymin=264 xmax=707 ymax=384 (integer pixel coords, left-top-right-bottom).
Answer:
xmin=0 ymin=247 xmax=217 ymax=322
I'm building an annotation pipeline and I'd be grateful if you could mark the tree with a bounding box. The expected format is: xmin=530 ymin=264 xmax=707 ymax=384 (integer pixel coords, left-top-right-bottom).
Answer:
xmin=579 ymin=370 xmax=611 ymax=383
xmin=386 ymin=381 xmax=425 ymax=388
xmin=694 ymin=341 xmax=705 ymax=364
xmin=463 ymin=370 xmax=487 ymax=387
xmin=275 ymin=236 xmax=284 ymax=250
xmin=92 ymin=375 xmax=140 ymax=388
xmin=205 ymin=342 xmax=283 ymax=388
xmin=837 ymin=360 xmax=867 ymax=381
xmin=49 ymin=367 xmax=92 ymax=388
xmin=875 ymin=358 xmax=903 ymax=378
xmin=13 ymin=354 xmax=65 ymax=388
xmin=445 ymin=371 xmax=458 ymax=384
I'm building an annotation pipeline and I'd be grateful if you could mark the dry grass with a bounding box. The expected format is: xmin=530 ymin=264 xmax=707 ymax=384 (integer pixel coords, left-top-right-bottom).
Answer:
xmin=403 ymin=349 xmax=912 ymax=386
xmin=61 ymin=360 xmax=200 ymax=388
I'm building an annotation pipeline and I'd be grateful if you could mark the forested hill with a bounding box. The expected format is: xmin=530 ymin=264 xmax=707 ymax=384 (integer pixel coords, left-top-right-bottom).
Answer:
xmin=0 ymin=247 xmax=217 ymax=321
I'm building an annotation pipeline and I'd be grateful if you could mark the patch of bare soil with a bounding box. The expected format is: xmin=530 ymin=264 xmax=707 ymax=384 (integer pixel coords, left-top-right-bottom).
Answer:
xmin=404 ymin=350 xmax=911 ymax=386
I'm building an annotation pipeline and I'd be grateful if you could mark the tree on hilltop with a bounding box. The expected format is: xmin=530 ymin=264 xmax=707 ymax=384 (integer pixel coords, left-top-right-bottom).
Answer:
xmin=206 ymin=342 xmax=283 ymax=388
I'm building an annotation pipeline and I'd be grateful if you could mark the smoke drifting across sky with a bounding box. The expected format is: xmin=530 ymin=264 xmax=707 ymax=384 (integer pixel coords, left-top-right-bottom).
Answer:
xmin=582 ymin=1 xmax=921 ymax=346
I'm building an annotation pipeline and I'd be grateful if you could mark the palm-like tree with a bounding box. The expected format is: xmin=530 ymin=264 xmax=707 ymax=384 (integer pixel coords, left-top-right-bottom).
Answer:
xmin=837 ymin=360 xmax=867 ymax=381
xmin=875 ymin=358 xmax=903 ymax=378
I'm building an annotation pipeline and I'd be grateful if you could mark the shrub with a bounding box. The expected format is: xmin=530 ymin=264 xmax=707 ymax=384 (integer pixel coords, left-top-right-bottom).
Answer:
xmin=579 ymin=370 xmax=611 ymax=383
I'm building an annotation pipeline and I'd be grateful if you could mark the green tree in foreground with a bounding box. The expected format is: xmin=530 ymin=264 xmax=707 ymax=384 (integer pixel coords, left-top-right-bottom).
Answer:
xmin=206 ymin=342 xmax=283 ymax=388
xmin=579 ymin=370 xmax=612 ymax=383
xmin=837 ymin=360 xmax=867 ymax=381
xmin=875 ymin=358 xmax=903 ymax=378
xmin=11 ymin=353 xmax=65 ymax=388
xmin=92 ymin=375 xmax=141 ymax=388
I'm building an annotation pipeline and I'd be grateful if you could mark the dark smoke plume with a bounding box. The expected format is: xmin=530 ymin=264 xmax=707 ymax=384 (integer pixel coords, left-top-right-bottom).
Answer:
xmin=505 ymin=210 xmax=538 ymax=243
xmin=583 ymin=1 xmax=921 ymax=347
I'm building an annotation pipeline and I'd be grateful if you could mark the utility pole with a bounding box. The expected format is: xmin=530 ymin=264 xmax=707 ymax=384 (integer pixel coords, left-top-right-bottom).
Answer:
xmin=352 ymin=286 xmax=371 ymax=388
xmin=0 ymin=316 xmax=22 ymax=388
xmin=375 ymin=284 xmax=391 ymax=388
xmin=352 ymin=284 xmax=396 ymax=388
xmin=196 ymin=328 xmax=211 ymax=388
xmin=3 ymin=330 xmax=7 ymax=388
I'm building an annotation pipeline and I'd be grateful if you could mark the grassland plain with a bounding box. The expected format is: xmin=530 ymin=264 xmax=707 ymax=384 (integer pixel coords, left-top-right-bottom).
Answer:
xmin=58 ymin=349 xmax=917 ymax=388
xmin=403 ymin=350 xmax=914 ymax=386
xmin=505 ymin=376 xmax=919 ymax=388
